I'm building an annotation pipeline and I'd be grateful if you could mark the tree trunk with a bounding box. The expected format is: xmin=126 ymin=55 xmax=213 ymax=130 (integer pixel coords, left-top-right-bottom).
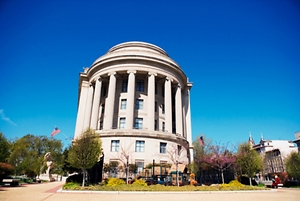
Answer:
xmin=249 ymin=173 xmax=252 ymax=186
xmin=221 ymin=170 xmax=225 ymax=184
xmin=82 ymin=169 xmax=86 ymax=187
xmin=176 ymin=161 xmax=179 ymax=187
xmin=126 ymin=160 xmax=129 ymax=184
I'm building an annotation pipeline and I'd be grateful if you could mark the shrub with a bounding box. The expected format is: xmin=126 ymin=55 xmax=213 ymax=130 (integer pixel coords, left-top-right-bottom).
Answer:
xmin=62 ymin=182 xmax=81 ymax=190
xmin=228 ymin=180 xmax=244 ymax=187
xmin=132 ymin=179 xmax=147 ymax=186
xmin=219 ymin=183 xmax=230 ymax=187
xmin=0 ymin=162 xmax=14 ymax=181
xmin=106 ymin=178 xmax=125 ymax=186
xmin=66 ymin=174 xmax=83 ymax=184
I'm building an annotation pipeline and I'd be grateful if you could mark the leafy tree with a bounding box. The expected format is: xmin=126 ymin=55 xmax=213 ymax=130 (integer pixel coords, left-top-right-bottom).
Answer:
xmin=129 ymin=164 xmax=138 ymax=174
xmin=103 ymin=161 xmax=119 ymax=178
xmin=68 ymin=128 xmax=102 ymax=187
xmin=285 ymin=152 xmax=300 ymax=180
xmin=62 ymin=146 xmax=80 ymax=175
xmin=0 ymin=132 xmax=11 ymax=162
xmin=193 ymin=135 xmax=214 ymax=184
xmin=201 ymin=144 xmax=236 ymax=184
xmin=236 ymin=142 xmax=262 ymax=186
xmin=8 ymin=134 xmax=63 ymax=177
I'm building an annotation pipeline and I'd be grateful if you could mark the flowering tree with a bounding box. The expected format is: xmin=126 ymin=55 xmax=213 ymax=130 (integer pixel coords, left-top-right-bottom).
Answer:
xmin=202 ymin=144 xmax=236 ymax=184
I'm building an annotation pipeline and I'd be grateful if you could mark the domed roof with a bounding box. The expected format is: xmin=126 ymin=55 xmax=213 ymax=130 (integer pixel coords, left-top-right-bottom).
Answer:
xmin=91 ymin=41 xmax=182 ymax=69
xmin=106 ymin=41 xmax=169 ymax=57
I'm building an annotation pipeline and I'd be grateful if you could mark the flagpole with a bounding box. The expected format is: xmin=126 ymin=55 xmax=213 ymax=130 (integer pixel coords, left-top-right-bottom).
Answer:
xmin=52 ymin=126 xmax=72 ymax=143
xmin=60 ymin=131 xmax=72 ymax=143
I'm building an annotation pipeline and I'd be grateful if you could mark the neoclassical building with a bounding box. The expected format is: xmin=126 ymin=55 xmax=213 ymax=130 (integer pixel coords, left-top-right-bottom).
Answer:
xmin=74 ymin=42 xmax=193 ymax=172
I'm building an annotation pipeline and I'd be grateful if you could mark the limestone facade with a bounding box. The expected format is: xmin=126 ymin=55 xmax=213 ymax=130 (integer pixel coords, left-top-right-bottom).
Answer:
xmin=74 ymin=42 xmax=193 ymax=171
xmin=249 ymin=133 xmax=298 ymax=174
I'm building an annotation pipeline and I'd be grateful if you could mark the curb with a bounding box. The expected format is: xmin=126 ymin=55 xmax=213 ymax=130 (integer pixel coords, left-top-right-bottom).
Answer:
xmin=57 ymin=189 xmax=277 ymax=194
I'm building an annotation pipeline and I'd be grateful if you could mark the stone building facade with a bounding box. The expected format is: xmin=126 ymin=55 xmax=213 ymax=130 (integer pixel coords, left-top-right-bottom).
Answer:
xmin=249 ymin=133 xmax=297 ymax=175
xmin=74 ymin=42 xmax=193 ymax=173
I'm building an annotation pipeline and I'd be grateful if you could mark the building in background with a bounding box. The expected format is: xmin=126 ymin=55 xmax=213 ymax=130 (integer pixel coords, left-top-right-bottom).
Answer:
xmin=74 ymin=42 xmax=193 ymax=174
xmin=294 ymin=131 xmax=300 ymax=154
xmin=249 ymin=133 xmax=297 ymax=176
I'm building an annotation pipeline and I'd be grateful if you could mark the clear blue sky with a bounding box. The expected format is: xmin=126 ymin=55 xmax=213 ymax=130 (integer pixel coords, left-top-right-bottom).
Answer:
xmin=1 ymin=0 xmax=299 ymax=148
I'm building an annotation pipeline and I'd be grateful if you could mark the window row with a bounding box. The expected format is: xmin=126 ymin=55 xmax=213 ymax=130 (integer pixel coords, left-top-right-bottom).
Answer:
xmin=120 ymin=99 xmax=165 ymax=114
xmin=110 ymin=140 xmax=168 ymax=154
xmin=119 ymin=117 xmax=165 ymax=131
xmin=120 ymin=99 xmax=143 ymax=110
xmin=122 ymin=79 xmax=144 ymax=92
xmin=121 ymin=79 xmax=166 ymax=97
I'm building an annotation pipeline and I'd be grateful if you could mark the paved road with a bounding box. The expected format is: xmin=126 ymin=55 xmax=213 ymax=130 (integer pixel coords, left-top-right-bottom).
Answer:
xmin=1 ymin=181 xmax=300 ymax=201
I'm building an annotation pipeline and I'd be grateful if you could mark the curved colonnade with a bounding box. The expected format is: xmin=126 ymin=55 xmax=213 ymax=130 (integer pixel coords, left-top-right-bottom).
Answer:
xmin=74 ymin=42 xmax=193 ymax=167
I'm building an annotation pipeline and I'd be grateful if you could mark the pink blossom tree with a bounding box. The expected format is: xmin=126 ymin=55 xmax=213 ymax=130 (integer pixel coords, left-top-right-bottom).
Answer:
xmin=202 ymin=144 xmax=236 ymax=184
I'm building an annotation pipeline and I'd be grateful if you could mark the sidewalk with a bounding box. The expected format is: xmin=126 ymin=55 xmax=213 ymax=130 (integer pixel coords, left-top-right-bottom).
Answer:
xmin=1 ymin=181 xmax=299 ymax=201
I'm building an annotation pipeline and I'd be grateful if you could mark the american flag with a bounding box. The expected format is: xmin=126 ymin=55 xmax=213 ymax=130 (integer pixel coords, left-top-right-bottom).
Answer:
xmin=198 ymin=136 xmax=204 ymax=146
xmin=51 ymin=127 xmax=61 ymax=137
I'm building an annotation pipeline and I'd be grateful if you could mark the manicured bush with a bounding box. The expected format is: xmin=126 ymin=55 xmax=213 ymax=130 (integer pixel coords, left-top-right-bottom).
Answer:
xmin=132 ymin=179 xmax=147 ymax=186
xmin=106 ymin=178 xmax=125 ymax=186
xmin=228 ymin=180 xmax=244 ymax=187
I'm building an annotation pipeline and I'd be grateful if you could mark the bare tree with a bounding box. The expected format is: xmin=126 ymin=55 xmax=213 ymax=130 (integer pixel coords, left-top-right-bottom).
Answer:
xmin=166 ymin=143 xmax=187 ymax=186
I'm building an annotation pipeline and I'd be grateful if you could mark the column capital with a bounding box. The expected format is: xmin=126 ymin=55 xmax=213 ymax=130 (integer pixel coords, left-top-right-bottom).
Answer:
xmin=127 ymin=70 xmax=137 ymax=74
xmin=148 ymin=72 xmax=157 ymax=76
xmin=94 ymin=76 xmax=102 ymax=82
xmin=89 ymin=82 xmax=95 ymax=87
xmin=176 ymin=83 xmax=182 ymax=89
xmin=108 ymin=71 xmax=116 ymax=76
xmin=165 ymin=77 xmax=173 ymax=82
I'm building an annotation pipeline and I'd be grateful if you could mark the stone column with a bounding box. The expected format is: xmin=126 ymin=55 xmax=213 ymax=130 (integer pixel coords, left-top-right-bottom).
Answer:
xmin=83 ymin=82 xmax=94 ymax=131
xmin=164 ymin=77 xmax=172 ymax=133
xmin=125 ymin=71 xmax=136 ymax=129
xmin=90 ymin=77 xmax=102 ymax=129
xmin=185 ymin=85 xmax=193 ymax=162
xmin=175 ymin=84 xmax=183 ymax=135
xmin=74 ymin=80 xmax=89 ymax=139
xmin=147 ymin=72 xmax=156 ymax=131
xmin=103 ymin=72 xmax=116 ymax=130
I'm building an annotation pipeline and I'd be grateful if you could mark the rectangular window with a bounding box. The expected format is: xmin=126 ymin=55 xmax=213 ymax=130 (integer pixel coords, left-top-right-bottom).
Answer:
xmin=162 ymin=122 xmax=165 ymax=132
xmin=162 ymin=85 xmax=165 ymax=97
xmin=162 ymin=104 xmax=165 ymax=114
xmin=155 ymin=82 xmax=157 ymax=94
xmin=155 ymin=102 xmax=157 ymax=112
xmin=136 ymin=161 xmax=144 ymax=174
xmin=121 ymin=99 xmax=127 ymax=109
xmin=136 ymin=79 xmax=144 ymax=92
xmin=160 ymin=142 xmax=167 ymax=154
xmin=119 ymin=118 xmax=126 ymax=129
xmin=111 ymin=140 xmax=120 ymax=152
xmin=155 ymin=120 xmax=158 ymax=131
xmin=135 ymin=118 xmax=143 ymax=129
xmin=122 ymin=79 xmax=128 ymax=92
xmin=135 ymin=99 xmax=143 ymax=110
xmin=135 ymin=141 xmax=145 ymax=152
